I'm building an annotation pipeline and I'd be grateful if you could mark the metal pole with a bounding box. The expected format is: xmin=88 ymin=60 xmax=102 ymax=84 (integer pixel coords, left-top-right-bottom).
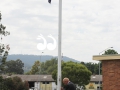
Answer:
xmin=40 ymin=52 xmax=43 ymax=73
xmin=99 ymin=47 xmax=113 ymax=90
xmin=57 ymin=0 xmax=62 ymax=90
xmin=98 ymin=61 xmax=100 ymax=90
xmin=40 ymin=52 xmax=44 ymax=61
xmin=39 ymin=52 xmax=43 ymax=90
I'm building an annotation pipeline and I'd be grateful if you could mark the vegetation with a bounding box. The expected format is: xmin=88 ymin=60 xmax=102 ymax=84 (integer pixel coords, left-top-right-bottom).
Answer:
xmin=0 ymin=47 xmax=118 ymax=88
xmin=52 ymin=61 xmax=92 ymax=88
xmin=25 ymin=58 xmax=57 ymax=75
xmin=0 ymin=75 xmax=29 ymax=90
xmin=42 ymin=58 xmax=57 ymax=74
xmin=26 ymin=48 xmax=118 ymax=76
xmin=3 ymin=49 xmax=118 ymax=76
xmin=0 ymin=9 xmax=119 ymax=90
xmin=25 ymin=58 xmax=103 ymax=75
xmin=82 ymin=62 xmax=100 ymax=75
xmin=5 ymin=59 xmax=24 ymax=74
xmin=26 ymin=60 xmax=41 ymax=74
xmin=102 ymin=49 xmax=118 ymax=55
xmin=0 ymin=12 xmax=10 ymax=72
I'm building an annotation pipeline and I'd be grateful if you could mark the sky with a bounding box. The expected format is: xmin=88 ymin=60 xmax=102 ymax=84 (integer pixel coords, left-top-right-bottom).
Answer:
xmin=0 ymin=0 xmax=120 ymax=63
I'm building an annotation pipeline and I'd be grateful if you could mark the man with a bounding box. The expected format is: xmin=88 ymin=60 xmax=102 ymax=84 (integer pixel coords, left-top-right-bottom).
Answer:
xmin=62 ymin=77 xmax=76 ymax=90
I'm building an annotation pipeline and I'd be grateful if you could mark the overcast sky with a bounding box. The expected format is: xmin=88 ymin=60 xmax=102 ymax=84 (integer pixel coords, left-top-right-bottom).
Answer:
xmin=0 ymin=0 xmax=120 ymax=62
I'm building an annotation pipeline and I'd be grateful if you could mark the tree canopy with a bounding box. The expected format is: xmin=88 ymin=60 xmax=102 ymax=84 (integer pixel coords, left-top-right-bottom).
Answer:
xmin=5 ymin=59 xmax=24 ymax=74
xmin=43 ymin=58 xmax=57 ymax=74
xmin=0 ymin=12 xmax=10 ymax=72
xmin=83 ymin=62 xmax=100 ymax=75
xmin=52 ymin=61 xmax=92 ymax=87
xmin=29 ymin=60 xmax=41 ymax=74
xmin=0 ymin=75 xmax=29 ymax=90
xmin=26 ymin=58 xmax=57 ymax=75
xmin=102 ymin=49 xmax=118 ymax=55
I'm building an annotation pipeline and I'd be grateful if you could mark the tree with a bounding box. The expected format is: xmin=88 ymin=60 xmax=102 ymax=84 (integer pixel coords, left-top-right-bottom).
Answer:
xmin=11 ymin=76 xmax=29 ymax=90
xmin=5 ymin=59 xmax=24 ymax=74
xmin=0 ymin=12 xmax=10 ymax=72
xmin=0 ymin=76 xmax=29 ymax=90
xmin=12 ymin=76 xmax=25 ymax=90
xmin=0 ymin=75 xmax=4 ymax=89
xmin=28 ymin=60 xmax=41 ymax=74
xmin=102 ymin=49 xmax=118 ymax=55
xmin=26 ymin=58 xmax=58 ymax=75
xmin=23 ymin=81 xmax=29 ymax=90
xmin=83 ymin=62 xmax=100 ymax=75
xmin=43 ymin=58 xmax=57 ymax=74
xmin=52 ymin=61 xmax=92 ymax=88
xmin=4 ymin=77 xmax=14 ymax=90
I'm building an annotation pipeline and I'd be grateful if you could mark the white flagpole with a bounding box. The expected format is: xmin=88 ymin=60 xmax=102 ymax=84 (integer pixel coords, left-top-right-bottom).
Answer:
xmin=57 ymin=0 xmax=62 ymax=90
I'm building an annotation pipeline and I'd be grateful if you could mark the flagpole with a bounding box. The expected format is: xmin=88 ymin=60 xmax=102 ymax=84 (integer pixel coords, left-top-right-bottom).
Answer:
xmin=57 ymin=0 xmax=62 ymax=90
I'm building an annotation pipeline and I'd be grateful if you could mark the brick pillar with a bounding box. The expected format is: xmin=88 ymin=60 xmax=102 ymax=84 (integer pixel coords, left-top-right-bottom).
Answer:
xmin=93 ymin=55 xmax=120 ymax=90
xmin=102 ymin=60 xmax=120 ymax=90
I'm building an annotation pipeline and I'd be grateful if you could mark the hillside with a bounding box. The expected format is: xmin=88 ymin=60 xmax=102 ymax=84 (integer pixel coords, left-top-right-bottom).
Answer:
xmin=7 ymin=54 xmax=80 ymax=72
xmin=7 ymin=54 xmax=80 ymax=65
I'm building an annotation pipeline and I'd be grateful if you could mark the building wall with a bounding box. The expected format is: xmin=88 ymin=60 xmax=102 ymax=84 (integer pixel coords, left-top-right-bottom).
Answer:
xmin=30 ymin=81 xmax=55 ymax=90
xmin=102 ymin=60 xmax=120 ymax=90
xmin=40 ymin=81 xmax=52 ymax=90
xmin=52 ymin=82 xmax=57 ymax=90
xmin=35 ymin=82 xmax=40 ymax=90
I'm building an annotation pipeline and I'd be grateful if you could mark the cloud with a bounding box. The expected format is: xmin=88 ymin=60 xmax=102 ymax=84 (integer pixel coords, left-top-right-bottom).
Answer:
xmin=0 ymin=0 xmax=120 ymax=62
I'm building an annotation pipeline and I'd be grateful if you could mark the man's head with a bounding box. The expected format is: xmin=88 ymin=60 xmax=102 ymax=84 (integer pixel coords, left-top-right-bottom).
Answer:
xmin=63 ymin=78 xmax=69 ymax=85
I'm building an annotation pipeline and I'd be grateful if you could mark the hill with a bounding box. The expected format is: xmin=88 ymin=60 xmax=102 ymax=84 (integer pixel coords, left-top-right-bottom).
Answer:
xmin=7 ymin=54 xmax=80 ymax=65
xmin=7 ymin=54 xmax=80 ymax=72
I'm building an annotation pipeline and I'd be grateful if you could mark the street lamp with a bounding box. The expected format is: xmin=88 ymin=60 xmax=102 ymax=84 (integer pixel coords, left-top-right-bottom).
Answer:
xmin=40 ymin=52 xmax=44 ymax=63
xmin=99 ymin=47 xmax=113 ymax=55
xmin=98 ymin=47 xmax=113 ymax=90
xmin=40 ymin=52 xmax=44 ymax=73
xmin=38 ymin=52 xmax=44 ymax=90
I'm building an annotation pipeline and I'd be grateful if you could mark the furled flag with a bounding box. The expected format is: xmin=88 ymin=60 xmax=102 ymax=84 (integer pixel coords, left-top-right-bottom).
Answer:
xmin=48 ymin=0 xmax=51 ymax=3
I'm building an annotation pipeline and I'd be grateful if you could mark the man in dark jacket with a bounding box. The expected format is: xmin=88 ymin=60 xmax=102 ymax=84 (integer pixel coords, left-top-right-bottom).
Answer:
xmin=62 ymin=77 xmax=76 ymax=90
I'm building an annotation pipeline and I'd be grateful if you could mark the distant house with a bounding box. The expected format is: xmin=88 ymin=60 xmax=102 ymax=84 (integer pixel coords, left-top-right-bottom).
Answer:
xmin=85 ymin=75 xmax=102 ymax=90
xmin=2 ymin=74 xmax=102 ymax=90
xmin=2 ymin=75 xmax=57 ymax=90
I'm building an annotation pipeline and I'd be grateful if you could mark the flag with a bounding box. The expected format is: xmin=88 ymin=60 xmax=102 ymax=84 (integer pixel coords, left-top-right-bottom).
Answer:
xmin=48 ymin=0 xmax=51 ymax=3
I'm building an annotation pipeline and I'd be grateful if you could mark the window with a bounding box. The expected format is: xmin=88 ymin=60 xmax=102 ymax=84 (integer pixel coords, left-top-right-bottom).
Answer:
xmin=46 ymin=82 xmax=49 ymax=84
xmin=42 ymin=82 xmax=45 ymax=84
xmin=95 ymin=82 xmax=98 ymax=84
xmin=42 ymin=81 xmax=49 ymax=84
